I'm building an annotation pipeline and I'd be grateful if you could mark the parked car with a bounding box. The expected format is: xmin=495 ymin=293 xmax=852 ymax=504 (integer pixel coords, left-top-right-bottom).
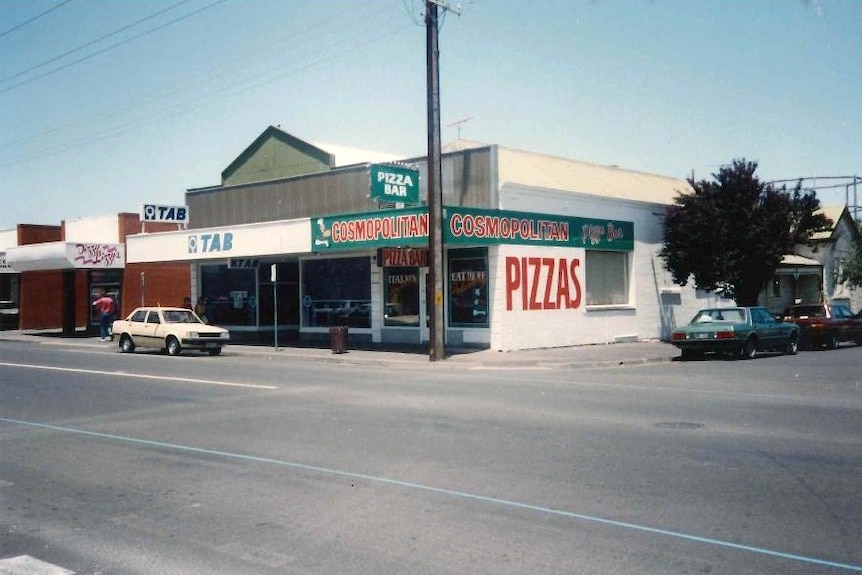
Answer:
xmin=781 ymin=303 xmax=862 ymax=349
xmin=671 ymin=306 xmax=799 ymax=360
xmin=112 ymin=307 xmax=230 ymax=356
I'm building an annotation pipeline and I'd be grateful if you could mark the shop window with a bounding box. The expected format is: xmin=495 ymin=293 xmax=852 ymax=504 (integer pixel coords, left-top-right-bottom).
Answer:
xmin=302 ymin=257 xmax=371 ymax=328
xmin=448 ymin=248 xmax=489 ymax=327
xmin=200 ymin=264 xmax=257 ymax=326
xmin=258 ymin=262 xmax=300 ymax=326
xmin=384 ymin=267 xmax=420 ymax=327
xmin=585 ymin=250 xmax=630 ymax=306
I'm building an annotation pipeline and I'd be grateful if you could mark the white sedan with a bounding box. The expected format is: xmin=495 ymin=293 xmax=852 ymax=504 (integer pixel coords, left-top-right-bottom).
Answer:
xmin=112 ymin=307 xmax=230 ymax=356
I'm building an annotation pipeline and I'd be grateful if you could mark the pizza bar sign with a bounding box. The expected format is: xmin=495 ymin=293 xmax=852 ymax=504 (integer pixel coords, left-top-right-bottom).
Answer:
xmin=377 ymin=248 xmax=428 ymax=267
xmin=369 ymin=164 xmax=420 ymax=204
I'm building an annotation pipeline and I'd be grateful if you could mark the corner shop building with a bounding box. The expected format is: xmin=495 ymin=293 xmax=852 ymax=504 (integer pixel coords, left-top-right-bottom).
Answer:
xmin=122 ymin=127 xmax=714 ymax=351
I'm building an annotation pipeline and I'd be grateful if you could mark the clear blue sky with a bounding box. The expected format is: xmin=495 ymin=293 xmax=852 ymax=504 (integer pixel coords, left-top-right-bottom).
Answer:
xmin=1 ymin=0 xmax=860 ymax=229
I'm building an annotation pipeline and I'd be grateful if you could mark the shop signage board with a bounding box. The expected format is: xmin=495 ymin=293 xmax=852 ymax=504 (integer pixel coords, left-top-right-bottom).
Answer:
xmin=312 ymin=207 xmax=634 ymax=252
xmin=313 ymin=207 xmax=429 ymax=251
xmin=377 ymin=247 xmax=429 ymax=267
xmin=141 ymin=204 xmax=189 ymax=223
xmin=444 ymin=207 xmax=634 ymax=251
xmin=369 ymin=164 xmax=420 ymax=204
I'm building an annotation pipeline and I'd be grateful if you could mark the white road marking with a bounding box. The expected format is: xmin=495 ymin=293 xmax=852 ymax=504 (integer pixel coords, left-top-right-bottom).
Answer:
xmin=0 ymin=555 xmax=75 ymax=575
xmin=0 ymin=362 xmax=276 ymax=390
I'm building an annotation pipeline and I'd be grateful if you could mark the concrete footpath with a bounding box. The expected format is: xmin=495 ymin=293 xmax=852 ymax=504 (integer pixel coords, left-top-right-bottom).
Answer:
xmin=0 ymin=329 xmax=680 ymax=370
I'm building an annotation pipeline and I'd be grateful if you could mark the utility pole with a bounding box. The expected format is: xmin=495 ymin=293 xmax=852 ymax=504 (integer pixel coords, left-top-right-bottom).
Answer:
xmin=426 ymin=0 xmax=460 ymax=362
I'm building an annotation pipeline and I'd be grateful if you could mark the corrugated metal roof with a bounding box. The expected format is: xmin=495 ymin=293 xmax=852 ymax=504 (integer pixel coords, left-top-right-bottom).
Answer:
xmin=311 ymin=141 xmax=403 ymax=167
xmin=443 ymin=140 xmax=692 ymax=205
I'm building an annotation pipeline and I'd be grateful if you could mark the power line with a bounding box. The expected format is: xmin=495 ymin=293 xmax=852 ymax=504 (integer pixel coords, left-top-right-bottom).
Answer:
xmin=0 ymin=0 xmax=75 ymax=40
xmin=0 ymin=0 xmax=230 ymax=95
xmin=0 ymin=3 xmax=414 ymax=169
xmin=0 ymin=0 xmax=195 ymax=84
xmin=0 ymin=0 xmax=399 ymax=153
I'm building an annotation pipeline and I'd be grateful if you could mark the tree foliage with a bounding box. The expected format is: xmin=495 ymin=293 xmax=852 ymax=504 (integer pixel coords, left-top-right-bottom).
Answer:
xmin=660 ymin=159 xmax=832 ymax=305
xmin=839 ymin=220 xmax=862 ymax=288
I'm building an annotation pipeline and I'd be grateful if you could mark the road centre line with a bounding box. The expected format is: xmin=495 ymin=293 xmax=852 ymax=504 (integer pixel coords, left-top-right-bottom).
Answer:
xmin=1 ymin=417 xmax=859 ymax=573
xmin=0 ymin=362 xmax=276 ymax=390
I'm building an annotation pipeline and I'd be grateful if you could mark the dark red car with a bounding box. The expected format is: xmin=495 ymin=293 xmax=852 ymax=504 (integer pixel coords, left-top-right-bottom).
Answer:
xmin=781 ymin=304 xmax=862 ymax=349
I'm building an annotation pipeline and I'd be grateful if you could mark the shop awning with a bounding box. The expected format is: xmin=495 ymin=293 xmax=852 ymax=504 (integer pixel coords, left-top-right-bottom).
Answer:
xmin=5 ymin=242 xmax=125 ymax=271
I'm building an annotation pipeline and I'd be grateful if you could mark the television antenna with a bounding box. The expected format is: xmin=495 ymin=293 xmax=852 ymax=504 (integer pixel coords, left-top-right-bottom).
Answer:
xmin=446 ymin=116 xmax=474 ymax=140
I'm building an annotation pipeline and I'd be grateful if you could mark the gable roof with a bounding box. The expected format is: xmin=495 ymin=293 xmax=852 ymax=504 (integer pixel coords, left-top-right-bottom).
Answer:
xmin=811 ymin=205 xmax=860 ymax=241
xmin=221 ymin=126 xmax=334 ymax=183
xmin=444 ymin=139 xmax=691 ymax=205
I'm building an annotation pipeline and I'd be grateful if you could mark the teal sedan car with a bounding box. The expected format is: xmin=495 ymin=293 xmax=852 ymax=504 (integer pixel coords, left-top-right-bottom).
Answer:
xmin=671 ymin=306 xmax=799 ymax=360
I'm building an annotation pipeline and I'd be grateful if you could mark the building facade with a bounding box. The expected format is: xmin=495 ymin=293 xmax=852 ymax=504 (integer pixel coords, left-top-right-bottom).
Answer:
xmin=122 ymin=127 xmax=736 ymax=350
xmin=4 ymin=214 xmax=190 ymax=334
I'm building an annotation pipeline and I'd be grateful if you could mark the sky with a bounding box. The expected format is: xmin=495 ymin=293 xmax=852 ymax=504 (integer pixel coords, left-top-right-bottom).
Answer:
xmin=1 ymin=0 xmax=860 ymax=230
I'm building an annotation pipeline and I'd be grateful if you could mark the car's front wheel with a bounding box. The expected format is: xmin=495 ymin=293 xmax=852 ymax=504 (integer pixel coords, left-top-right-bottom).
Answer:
xmin=740 ymin=337 xmax=757 ymax=360
xmin=208 ymin=347 xmax=222 ymax=356
xmin=785 ymin=333 xmax=799 ymax=355
xmin=166 ymin=336 xmax=182 ymax=356
xmin=120 ymin=335 xmax=135 ymax=353
xmin=826 ymin=332 xmax=839 ymax=350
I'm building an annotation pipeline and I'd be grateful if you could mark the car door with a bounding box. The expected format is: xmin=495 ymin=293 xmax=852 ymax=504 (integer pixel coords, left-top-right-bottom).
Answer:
xmin=752 ymin=308 xmax=781 ymax=347
xmin=142 ymin=310 xmax=163 ymax=348
xmin=832 ymin=305 xmax=853 ymax=343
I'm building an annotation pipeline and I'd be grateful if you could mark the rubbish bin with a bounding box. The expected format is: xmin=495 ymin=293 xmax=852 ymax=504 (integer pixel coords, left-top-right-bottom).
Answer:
xmin=329 ymin=325 xmax=348 ymax=354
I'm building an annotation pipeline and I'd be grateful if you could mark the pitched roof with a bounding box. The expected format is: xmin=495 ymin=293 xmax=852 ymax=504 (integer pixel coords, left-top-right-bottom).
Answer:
xmin=221 ymin=126 xmax=334 ymax=182
xmin=444 ymin=139 xmax=692 ymax=205
xmin=811 ymin=205 xmax=857 ymax=241
xmin=311 ymin=141 xmax=403 ymax=167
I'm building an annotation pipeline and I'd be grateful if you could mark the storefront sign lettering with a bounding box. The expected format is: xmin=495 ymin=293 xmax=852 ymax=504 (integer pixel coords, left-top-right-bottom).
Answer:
xmin=188 ymin=232 xmax=233 ymax=254
xmin=74 ymin=243 xmax=122 ymax=267
xmin=582 ymin=222 xmax=626 ymax=246
xmin=313 ymin=207 xmax=633 ymax=251
xmin=369 ymin=164 xmax=420 ymax=204
xmin=504 ymin=256 xmax=582 ymax=311
xmin=313 ymin=208 xmax=429 ymax=251
xmin=142 ymin=204 xmax=188 ymax=223
xmin=378 ymin=248 xmax=428 ymax=267
xmin=450 ymin=214 xmax=569 ymax=243
xmin=445 ymin=207 xmax=634 ymax=251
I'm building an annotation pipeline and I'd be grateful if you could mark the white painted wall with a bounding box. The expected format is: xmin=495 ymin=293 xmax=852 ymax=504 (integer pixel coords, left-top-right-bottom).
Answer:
xmin=499 ymin=185 xmax=732 ymax=345
xmin=489 ymin=244 xmax=587 ymax=350
xmin=64 ymin=215 xmax=119 ymax=243
xmin=0 ymin=229 xmax=17 ymax=250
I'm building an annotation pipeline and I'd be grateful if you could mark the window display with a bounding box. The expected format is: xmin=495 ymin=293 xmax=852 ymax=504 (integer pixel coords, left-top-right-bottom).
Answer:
xmin=448 ymin=248 xmax=488 ymax=327
xmin=302 ymin=257 xmax=371 ymax=328
xmin=200 ymin=264 xmax=256 ymax=326
xmin=384 ymin=267 xmax=420 ymax=327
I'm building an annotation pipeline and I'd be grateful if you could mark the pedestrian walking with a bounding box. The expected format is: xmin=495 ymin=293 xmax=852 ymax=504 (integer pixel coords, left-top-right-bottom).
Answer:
xmin=93 ymin=291 xmax=116 ymax=341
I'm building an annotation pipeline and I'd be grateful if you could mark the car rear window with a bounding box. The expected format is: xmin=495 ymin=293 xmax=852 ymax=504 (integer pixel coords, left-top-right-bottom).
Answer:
xmin=785 ymin=306 xmax=825 ymax=318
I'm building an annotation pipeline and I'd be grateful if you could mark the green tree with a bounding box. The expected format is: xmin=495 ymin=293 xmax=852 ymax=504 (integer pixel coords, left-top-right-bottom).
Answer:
xmin=660 ymin=159 xmax=831 ymax=305
xmin=839 ymin=220 xmax=862 ymax=287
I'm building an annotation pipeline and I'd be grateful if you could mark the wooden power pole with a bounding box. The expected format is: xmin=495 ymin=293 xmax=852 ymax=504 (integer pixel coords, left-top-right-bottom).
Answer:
xmin=425 ymin=0 xmax=460 ymax=361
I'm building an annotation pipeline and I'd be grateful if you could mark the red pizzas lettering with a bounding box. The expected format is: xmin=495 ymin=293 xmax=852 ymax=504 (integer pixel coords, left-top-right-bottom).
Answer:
xmin=504 ymin=256 xmax=582 ymax=311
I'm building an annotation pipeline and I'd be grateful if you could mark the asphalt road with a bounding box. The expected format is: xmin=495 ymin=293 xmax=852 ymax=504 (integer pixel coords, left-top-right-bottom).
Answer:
xmin=1 ymin=341 xmax=860 ymax=574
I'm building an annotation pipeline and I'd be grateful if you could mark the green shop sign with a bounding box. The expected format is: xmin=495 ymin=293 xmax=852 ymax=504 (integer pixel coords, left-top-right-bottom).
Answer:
xmin=369 ymin=163 xmax=420 ymax=204
xmin=313 ymin=207 xmax=429 ymax=251
xmin=311 ymin=206 xmax=633 ymax=252
xmin=444 ymin=207 xmax=634 ymax=251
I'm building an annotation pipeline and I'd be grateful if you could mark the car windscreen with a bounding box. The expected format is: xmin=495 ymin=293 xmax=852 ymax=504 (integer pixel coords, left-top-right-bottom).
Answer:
xmin=162 ymin=310 xmax=199 ymax=324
